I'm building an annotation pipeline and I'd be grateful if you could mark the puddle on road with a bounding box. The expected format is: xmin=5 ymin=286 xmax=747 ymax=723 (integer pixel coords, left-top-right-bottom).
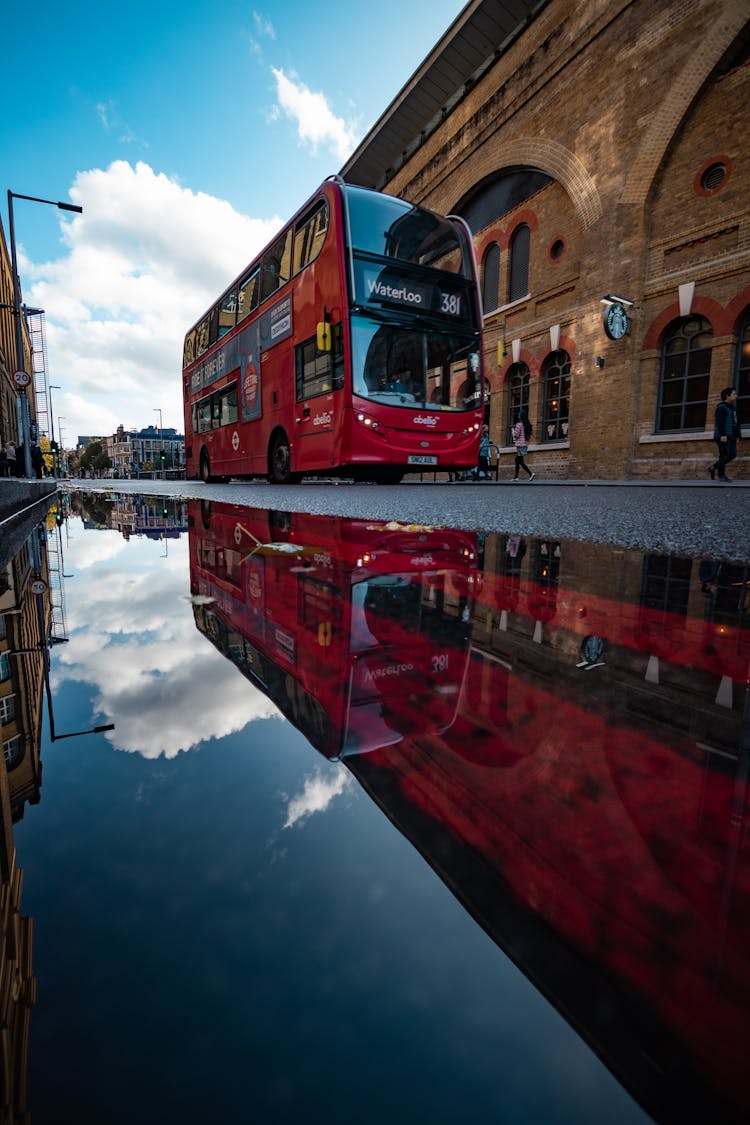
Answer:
xmin=2 ymin=490 xmax=749 ymax=1124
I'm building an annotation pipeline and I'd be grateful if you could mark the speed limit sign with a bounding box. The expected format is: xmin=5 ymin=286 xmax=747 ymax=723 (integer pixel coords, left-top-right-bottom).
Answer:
xmin=13 ymin=369 xmax=31 ymax=388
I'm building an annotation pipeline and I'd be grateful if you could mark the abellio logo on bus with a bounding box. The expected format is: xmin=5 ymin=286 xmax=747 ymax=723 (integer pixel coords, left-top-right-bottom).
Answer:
xmin=413 ymin=414 xmax=438 ymax=427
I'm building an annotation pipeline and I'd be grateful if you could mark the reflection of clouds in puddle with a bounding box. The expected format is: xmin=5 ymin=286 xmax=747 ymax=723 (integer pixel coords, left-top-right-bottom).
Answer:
xmin=53 ymin=524 xmax=280 ymax=758
xmin=283 ymin=766 xmax=352 ymax=829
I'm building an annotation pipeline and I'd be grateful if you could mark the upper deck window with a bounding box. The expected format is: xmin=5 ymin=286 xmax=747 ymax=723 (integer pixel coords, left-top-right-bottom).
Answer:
xmin=344 ymin=186 xmax=472 ymax=279
xmin=293 ymin=199 xmax=328 ymax=275
xmin=260 ymin=229 xmax=292 ymax=303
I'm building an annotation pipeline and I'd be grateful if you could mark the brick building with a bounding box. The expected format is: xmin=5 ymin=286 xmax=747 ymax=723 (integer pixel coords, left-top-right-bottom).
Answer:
xmin=341 ymin=0 xmax=750 ymax=479
xmin=106 ymin=424 xmax=185 ymax=476
xmin=0 ymin=221 xmax=34 ymax=461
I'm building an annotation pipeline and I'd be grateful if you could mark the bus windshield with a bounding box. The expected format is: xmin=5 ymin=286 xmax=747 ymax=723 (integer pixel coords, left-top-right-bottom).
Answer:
xmin=351 ymin=315 xmax=482 ymax=411
xmin=344 ymin=185 xmax=472 ymax=278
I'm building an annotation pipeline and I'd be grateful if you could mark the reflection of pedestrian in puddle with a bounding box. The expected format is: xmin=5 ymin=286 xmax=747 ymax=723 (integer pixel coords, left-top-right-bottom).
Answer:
xmin=699 ymin=559 xmax=722 ymax=595
xmin=577 ymin=635 xmax=607 ymax=670
xmin=506 ymin=535 xmax=526 ymax=575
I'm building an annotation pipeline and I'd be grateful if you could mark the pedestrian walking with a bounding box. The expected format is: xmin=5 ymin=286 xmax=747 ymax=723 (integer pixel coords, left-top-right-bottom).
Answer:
xmin=475 ymin=423 xmax=491 ymax=479
xmin=4 ymin=440 xmax=17 ymax=477
xmin=30 ymin=440 xmax=45 ymax=480
xmin=709 ymin=387 xmax=742 ymax=482
xmin=511 ymin=409 xmax=535 ymax=481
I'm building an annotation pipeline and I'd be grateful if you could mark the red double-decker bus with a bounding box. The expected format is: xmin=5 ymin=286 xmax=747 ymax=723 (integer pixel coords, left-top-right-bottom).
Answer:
xmin=188 ymin=499 xmax=479 ymax=757
xmin=182 ymin=178 xmax=484 ymax=484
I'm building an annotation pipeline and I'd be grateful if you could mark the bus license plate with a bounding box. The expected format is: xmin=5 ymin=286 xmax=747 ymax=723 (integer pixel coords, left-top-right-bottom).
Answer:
xmin=407 ymin=454 xmax=438 ymax=465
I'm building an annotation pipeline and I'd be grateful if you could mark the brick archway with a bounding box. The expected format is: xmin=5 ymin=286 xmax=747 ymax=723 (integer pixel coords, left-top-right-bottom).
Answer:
xmin=622 ymin=7 xmax=748 ymax=206
xmin=453 ymin=137 xmax=603 ymax=230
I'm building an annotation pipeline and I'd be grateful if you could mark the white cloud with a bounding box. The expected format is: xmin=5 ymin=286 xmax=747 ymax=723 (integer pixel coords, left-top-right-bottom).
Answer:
xmin=24 ymin=160 xmax=282 ymax=442
xmin=51 ymin=526 xmax=281 ymax=758
xmin=270 ymin=67 xmax=359 ymax=163
xmin=283 ymin=766 xmax=352 ymax=828
xmin=253 ymin=10 xmax=276 ymax=39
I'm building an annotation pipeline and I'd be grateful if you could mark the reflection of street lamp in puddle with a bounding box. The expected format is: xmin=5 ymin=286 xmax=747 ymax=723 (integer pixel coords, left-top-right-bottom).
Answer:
xmin=22 ymin=581 xmax=116 ymax=743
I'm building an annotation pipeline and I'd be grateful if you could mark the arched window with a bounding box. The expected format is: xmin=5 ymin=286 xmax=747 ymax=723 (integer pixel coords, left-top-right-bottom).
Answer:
xmin=506 ymin=362 xmax=530 ymax=444
xmin=508 ymin=224 xmax=530 ymax=303
xmin=734 ymin=311 xmax=750 ymax=426
xmin=542 ymin=350 xmax=571 ymax=441
xmin=481 ymin=243 xmax=500 ymax=315
xmin=657 ymin=316 xmax=712 ymax=432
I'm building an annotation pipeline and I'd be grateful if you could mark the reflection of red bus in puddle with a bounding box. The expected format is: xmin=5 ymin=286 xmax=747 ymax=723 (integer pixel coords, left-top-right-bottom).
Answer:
xmin=187 ymin=499 xmax=478 ymax=759
xmin=190 ymin=506 xmax=750 ymax=1121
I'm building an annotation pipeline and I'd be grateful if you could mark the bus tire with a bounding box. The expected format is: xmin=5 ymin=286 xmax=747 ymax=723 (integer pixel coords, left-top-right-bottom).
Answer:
xmin=268 ymin=431 xmax=299 ymax=484
xmin=200 ymin=448 xmax=213 ymax=483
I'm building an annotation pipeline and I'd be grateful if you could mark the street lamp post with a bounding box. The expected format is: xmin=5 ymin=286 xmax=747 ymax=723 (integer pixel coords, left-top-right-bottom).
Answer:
xmin=154 ymin=407 xmax=163 ymax=477
xmin=57 ymin=417 xmax=65 ymax=476
xmin=7 ymin=190 xmax=83 ymax=476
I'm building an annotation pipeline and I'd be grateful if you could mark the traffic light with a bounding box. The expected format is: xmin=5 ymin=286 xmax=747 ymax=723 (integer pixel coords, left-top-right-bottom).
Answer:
xmin=55 ymin=508 xmax=63 ymax=526
xmin=160 ymin=449 xmax=166 ymax=462
xmin=162 ymin=506 xmax=169 ymax=518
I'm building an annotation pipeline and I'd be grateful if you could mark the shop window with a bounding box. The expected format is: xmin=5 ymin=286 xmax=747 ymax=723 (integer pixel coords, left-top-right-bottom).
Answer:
xmin=542 ymin=350 xmax=571 ymax=441
xmin=505 ymin=362 xmax=530 ymax=445
xmin=657 ymin=316 xmax=712 ymax=432
xmin=508 ymin=224 xmax=530 ymax=303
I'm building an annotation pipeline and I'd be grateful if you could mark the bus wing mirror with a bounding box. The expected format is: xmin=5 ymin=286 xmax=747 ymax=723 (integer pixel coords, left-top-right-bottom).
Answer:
xmin=317 ymin=322 xmax=332 ymax=352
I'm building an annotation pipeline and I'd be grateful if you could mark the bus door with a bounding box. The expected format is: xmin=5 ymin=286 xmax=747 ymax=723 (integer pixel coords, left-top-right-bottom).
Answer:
xmin=293 ymin=326 xmax=343 ymax=470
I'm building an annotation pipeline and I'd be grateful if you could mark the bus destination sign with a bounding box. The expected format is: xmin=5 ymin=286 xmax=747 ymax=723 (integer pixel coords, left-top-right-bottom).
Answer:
xmin=356 ymin=262 xmax=465 ymax=319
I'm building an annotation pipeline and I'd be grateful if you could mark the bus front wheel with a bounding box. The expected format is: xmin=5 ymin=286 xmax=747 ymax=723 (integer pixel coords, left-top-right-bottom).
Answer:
xmin=269 ymin=432 xmax=299 ymax=484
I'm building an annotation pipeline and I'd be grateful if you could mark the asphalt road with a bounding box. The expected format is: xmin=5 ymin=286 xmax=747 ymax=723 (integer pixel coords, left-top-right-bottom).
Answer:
xmin=66 ymin=476 xmax=750 ymax=562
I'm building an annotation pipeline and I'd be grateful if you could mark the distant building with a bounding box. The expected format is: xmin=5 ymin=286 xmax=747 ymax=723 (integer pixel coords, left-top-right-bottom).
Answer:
xmin=106 ymin=424 xmax=185 ymax=476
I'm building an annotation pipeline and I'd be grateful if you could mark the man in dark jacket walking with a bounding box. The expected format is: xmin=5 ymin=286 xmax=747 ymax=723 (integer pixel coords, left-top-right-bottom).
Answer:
xmin=709 ymin=386 xmax=742 ymax=482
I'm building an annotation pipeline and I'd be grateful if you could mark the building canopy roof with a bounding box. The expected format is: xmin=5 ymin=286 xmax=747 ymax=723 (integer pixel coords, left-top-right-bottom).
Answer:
xmin=340 ymin=0 xmax=548 ymax=191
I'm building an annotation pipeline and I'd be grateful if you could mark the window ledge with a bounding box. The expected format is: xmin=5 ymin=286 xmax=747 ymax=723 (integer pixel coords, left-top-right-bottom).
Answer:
xmin=498 ymin=440 xmax=569 ymax=453
xmin=484 ymin=294 xmax=531 ymax=321
xmin=639 ymin=431 xmax=713 ymax=444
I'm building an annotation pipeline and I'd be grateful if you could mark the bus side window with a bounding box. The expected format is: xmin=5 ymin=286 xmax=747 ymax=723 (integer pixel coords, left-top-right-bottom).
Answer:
xmin=260 ymin=229 xmax=292 ymax=303
xmin=183 ymin=331 xmax=196 ymax=369
xmin=220 ymin=383 xmax=238 ymax=425
xmin=238 ymin=271 xmax=259 ymax=321
xmin=219 ymin=289 xmax=237 ymax=338
xmin=197 ymin=397 xmax=212 ymax=433
xmin=293 ymin=200 xmax=328 ymax=275
xmin=196 ymin=318 xmax=210 ymax=357
xmin=208 ymin=306 xmax=219 ymax=347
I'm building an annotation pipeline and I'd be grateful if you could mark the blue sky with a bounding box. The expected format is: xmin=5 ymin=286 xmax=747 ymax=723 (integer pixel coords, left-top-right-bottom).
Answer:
xmin=3 ymin=0 xmax=463 ymax=443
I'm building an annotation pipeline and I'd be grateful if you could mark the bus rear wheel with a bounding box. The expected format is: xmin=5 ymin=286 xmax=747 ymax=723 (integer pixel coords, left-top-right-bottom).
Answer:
xmin=269 ymin=432 xmax=299 ymax=484
xmin=200 ymin=448 xmax=212 ymax=483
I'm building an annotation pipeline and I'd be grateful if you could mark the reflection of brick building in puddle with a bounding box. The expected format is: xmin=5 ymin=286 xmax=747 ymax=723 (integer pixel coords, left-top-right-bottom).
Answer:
xmin=102 ymin=494 xmax=189 ymax=541
xmin=0 ymin=526 xmax=48 ymax=1119
xmin=353 ymin=533 xmax=750 ymax=1121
